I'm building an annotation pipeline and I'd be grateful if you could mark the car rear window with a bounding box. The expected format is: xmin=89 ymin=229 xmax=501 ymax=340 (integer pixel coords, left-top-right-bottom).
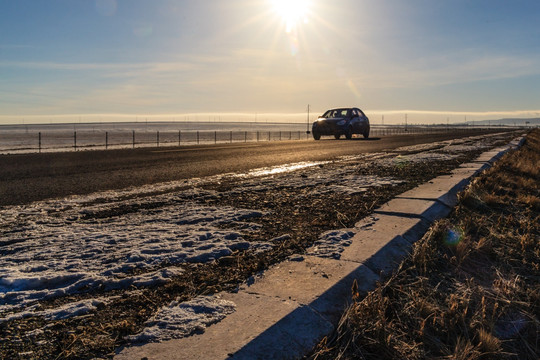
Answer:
xmin=323 ymin=109 xmax=350 ymax=118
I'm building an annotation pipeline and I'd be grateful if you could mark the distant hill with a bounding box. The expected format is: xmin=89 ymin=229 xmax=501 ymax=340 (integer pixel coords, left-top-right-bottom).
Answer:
xmin=464 ymin=118 xmax=540 ymax=127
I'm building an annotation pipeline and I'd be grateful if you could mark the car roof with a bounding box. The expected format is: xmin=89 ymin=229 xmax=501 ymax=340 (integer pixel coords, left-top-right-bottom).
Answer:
xmin=325 ymin=107 xmax=361 ymax=112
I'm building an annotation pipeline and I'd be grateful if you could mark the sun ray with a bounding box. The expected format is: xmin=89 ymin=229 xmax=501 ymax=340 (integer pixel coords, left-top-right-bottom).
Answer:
xmin=269 ymin=0 xmax=311 ymax=33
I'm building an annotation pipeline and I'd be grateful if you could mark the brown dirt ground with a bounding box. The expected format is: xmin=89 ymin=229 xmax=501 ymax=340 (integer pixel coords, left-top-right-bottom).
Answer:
xmin=0 ymin=131 xmax=525 ymax=360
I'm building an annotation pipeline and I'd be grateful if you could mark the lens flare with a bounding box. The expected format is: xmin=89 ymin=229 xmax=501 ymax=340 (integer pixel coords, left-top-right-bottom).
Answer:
xmin=444 ymin=226 xmax=464 ymax=246
xmin=395 ymin=155 xmax=409 ymax=168
xmin=347 ymin=79 xmax=362 ymax=100
xmin=288 ymin=34 xmax=299 ymax=56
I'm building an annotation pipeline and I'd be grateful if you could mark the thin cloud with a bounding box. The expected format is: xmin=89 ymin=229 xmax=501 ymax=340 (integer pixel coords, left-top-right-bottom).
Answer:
xmin=0 ymin=61 xmax=197 ymax=73
xmin=361 ymin=53 xmax=540 ymax=89
xmin=369 ymin=109 xmax=540 ymax=118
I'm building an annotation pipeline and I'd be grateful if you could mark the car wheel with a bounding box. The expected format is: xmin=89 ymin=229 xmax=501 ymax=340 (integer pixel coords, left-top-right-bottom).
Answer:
xmin=313 ymin=131 xmax=321 ymax=140
xmin=334 ymin=134 xmax=341 ymax=140
xmin=363 ymin=130 xmax=369 ymax=139
xmin=345 ymin=127 xmax=352 ymax=140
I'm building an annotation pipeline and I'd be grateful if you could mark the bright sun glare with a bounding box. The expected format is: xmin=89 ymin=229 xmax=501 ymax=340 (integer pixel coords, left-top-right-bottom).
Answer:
xmin=270 ymin=0 xmax=311 ymax=32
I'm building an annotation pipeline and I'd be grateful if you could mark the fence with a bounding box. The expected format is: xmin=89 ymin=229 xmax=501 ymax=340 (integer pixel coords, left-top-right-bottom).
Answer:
xmin=0 ymin=126 xmax=514 ymax=154
xmin=1 ymin=130 xmax=313 ymax=153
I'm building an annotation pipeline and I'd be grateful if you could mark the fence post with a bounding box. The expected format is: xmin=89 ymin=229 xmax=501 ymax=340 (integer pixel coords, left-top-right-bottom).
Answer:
xmin=257 ymin=131 xmax=259 ymax=142
xmin=106 ymin=132 xmax=108 ymax=149
xmin=178 ymin=130 xmax=181 ymax=146
xmin=74 ymin=131 xmax=77 ymax=151
xmin=157 ymin=131 xmax=160 ymax=147
xmin=38 ymin=132 xmax=41 ymax=153
xmin=215 ymin=131 xmax=217 ymax=144
xmin=230 ymin=131 xmax=233 ymax=143
xmin=197 ymin=131 xmax=199 ymax=144
xmin=245 ymin=131 xmax=247 ymax=142
xmin=133 ymin=130 xmax=135 ymax=148
xmin=268 ymin=131 xmax=270 ymax=141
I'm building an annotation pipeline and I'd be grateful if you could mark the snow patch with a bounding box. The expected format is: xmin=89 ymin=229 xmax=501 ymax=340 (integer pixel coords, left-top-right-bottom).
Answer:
xmin=129 ymin=295 xmax=236 ymax=343
xmin=1 ymin=297 xmax=110 ymax=323
xmin=307 ymin=230 xmax=355 ymax=259
xmin=0 ymin=199 xmax=268 ymax=312
xmin=232 ymin=167 xmax=404 ymax=195
xmin=375 ymin=152 xmax=459 ymax=167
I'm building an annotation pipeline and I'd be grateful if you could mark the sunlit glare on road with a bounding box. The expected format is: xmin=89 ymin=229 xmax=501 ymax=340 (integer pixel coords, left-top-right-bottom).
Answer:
xmin=269 ymin=0 xmax=311 ymax=33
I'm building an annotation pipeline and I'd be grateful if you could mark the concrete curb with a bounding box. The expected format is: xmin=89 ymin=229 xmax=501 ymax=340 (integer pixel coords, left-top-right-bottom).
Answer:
xmin=115 ymin=135 xmax=526 ymax=360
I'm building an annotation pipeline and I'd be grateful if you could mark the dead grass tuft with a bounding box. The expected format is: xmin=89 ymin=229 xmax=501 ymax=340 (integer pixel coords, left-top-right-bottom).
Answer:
xmin=477 ymin=327 xmax=502 ymax=354
xmin=308 ymin=129 xmax=540 ymax=360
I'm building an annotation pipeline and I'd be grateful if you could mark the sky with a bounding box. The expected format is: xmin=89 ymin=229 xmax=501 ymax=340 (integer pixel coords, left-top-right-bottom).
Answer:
xmin=1 ymin=0 xmax=540 ymax=124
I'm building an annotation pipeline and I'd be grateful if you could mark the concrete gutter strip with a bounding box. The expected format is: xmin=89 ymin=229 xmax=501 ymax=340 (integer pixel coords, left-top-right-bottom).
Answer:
xmin=116 ymin=136 xmax=526 ymax=360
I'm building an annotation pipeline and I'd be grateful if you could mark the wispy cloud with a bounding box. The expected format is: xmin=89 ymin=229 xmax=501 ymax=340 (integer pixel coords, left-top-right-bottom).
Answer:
xmin=358 ymin=52 xmax=540 ymax=89
xmin=0 ymin=60 xmax=198 ymax=73
xmin=369 ymin=109 xmax=540 ymax=118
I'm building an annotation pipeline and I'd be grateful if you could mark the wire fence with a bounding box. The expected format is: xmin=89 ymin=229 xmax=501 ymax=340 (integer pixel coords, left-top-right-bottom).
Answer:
xmin=0 ymin=125 xmax=517 ymax=154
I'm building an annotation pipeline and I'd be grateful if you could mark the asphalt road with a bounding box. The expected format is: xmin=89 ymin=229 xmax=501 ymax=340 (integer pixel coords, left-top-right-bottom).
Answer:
xmin=0 ymin=130 xmax=506 ymax=206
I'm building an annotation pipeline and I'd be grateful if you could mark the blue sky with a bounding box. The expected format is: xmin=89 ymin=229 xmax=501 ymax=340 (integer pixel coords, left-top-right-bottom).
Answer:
xmin=1 ymin=0 xmax=539 ymax=124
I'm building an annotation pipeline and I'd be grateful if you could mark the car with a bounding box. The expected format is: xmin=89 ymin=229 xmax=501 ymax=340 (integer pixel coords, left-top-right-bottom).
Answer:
xmin=312 ymin=107 xmax=370 ymax=140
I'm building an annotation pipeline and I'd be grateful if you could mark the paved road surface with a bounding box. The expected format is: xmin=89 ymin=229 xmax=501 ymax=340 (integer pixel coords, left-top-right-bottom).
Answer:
xmin=0 ymin=130 xmax=505 ymax=206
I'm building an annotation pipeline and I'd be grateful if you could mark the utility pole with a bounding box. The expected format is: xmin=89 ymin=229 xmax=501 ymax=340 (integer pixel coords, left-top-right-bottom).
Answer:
xmin=405 ymin=113 xmax=408 ymax=131
xmin=306 ymin=104 xmax=311 ymax=134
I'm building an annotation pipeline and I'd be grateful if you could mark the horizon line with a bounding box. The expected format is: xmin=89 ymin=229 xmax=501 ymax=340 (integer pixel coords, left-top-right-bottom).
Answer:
xmin=1 ymin=109 xmax=539 ymax=126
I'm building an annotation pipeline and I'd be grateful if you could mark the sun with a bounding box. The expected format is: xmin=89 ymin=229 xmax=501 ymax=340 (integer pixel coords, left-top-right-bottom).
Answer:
xmin=270 ymin=0 xmax=311 ymax=33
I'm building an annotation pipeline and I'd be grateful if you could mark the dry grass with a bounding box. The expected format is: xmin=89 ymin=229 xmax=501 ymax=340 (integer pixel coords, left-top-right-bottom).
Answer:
xmin=309 ymin=129 xmax=540 ymax=360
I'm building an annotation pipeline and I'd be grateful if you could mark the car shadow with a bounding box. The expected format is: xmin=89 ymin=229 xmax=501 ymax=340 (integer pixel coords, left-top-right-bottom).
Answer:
xmin=329 ymin=137 xmax=381 ymax=141
xmin=352 ymin=137 xmax=381 ymax=141
xmin=318 ymin=137 xmax=381 ymax=141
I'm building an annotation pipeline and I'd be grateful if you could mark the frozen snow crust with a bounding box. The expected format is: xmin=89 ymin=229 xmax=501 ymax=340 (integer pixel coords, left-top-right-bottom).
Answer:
xmin=0 ymin=132 xmax=516 ymax=343
xmin=0 ymin=195 xmax=268 ymax=312
xmin=129 ymin=295 xmax=236 ymax=343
